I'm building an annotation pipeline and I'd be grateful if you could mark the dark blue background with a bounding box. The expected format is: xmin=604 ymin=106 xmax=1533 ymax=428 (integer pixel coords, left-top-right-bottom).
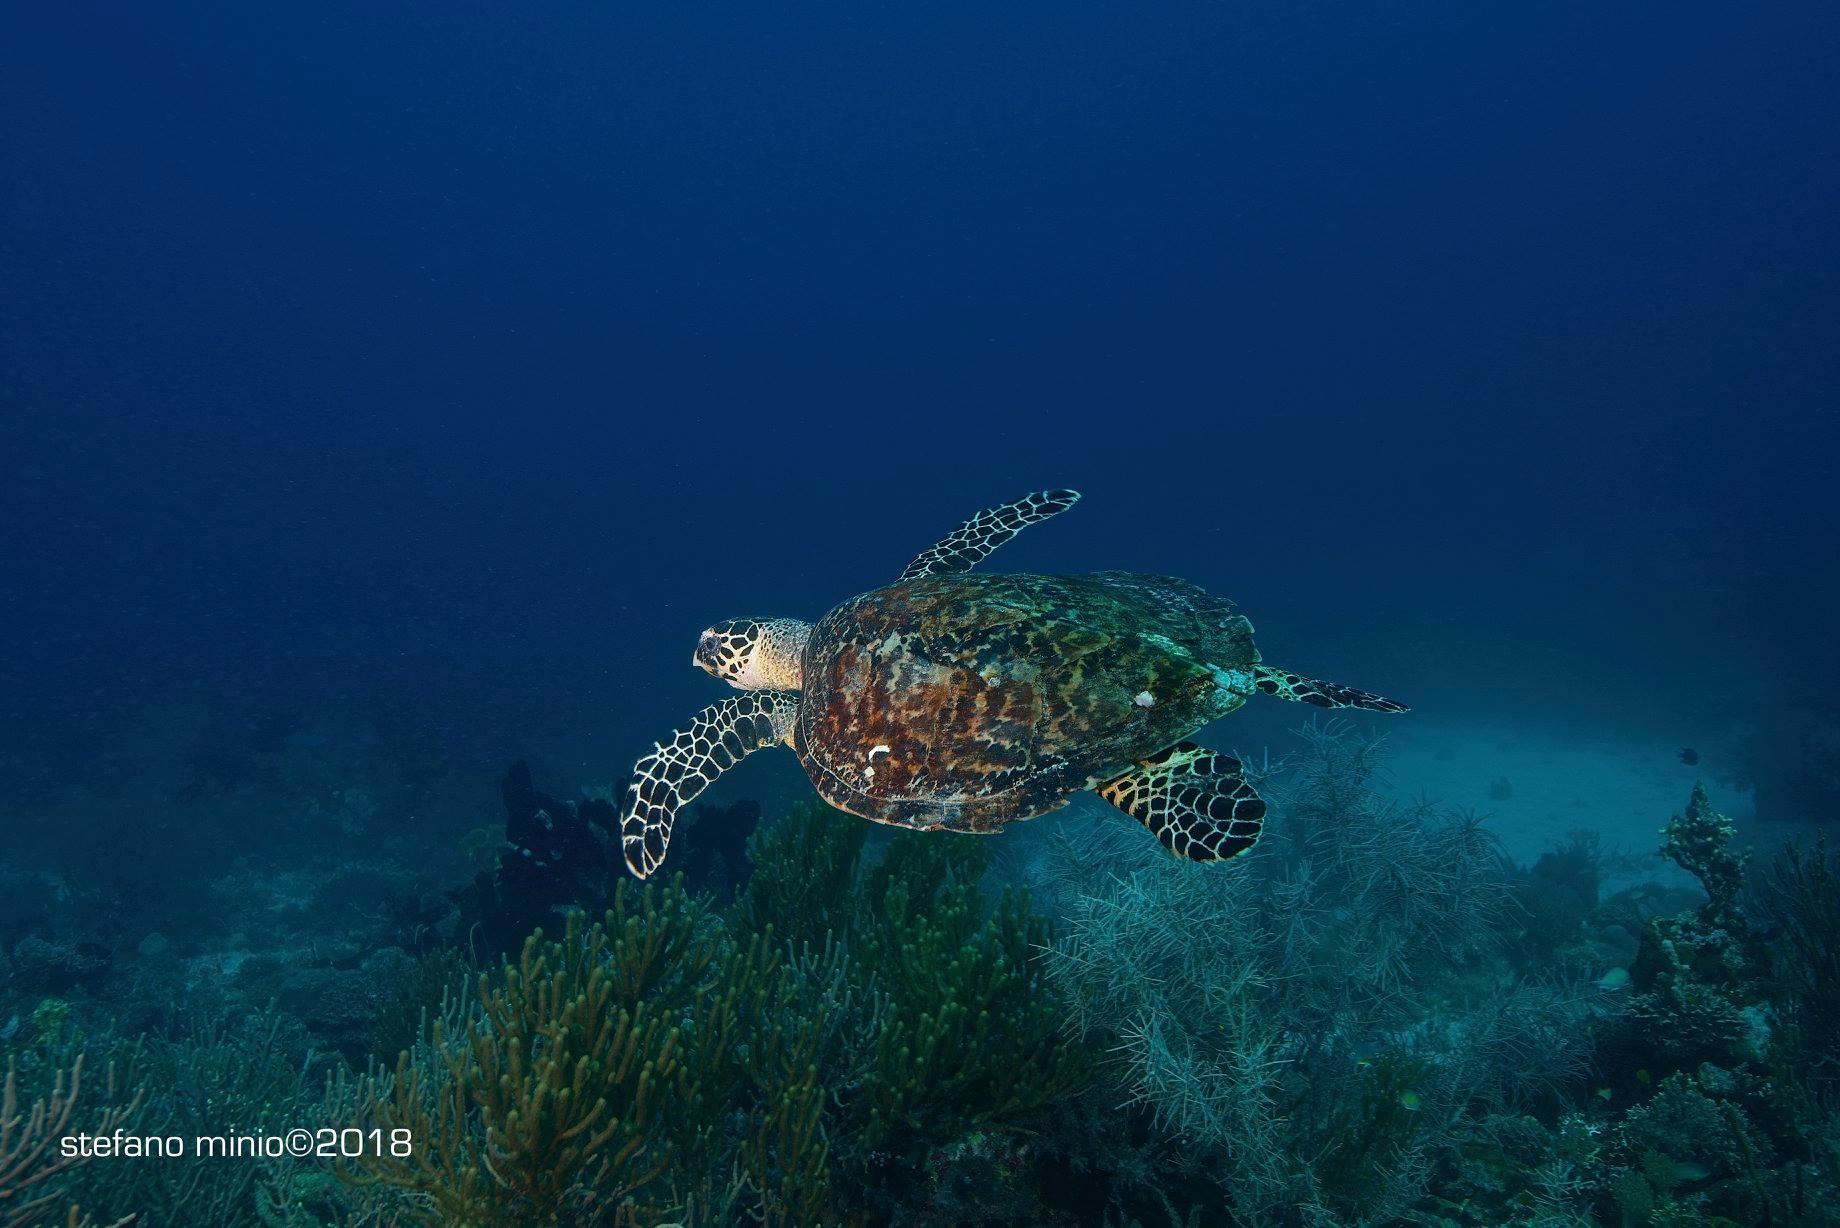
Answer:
xmin=5 ymin=1 xmax=1835 ymax=803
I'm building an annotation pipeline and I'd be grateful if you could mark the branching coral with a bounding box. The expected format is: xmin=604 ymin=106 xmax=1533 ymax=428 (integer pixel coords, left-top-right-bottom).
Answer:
xmin=2 ymin=1004 xmax=368 ymax=1226
xmin=852 ymin=877 xmax=1087 ymax=1161
xmin=344 ymin=876 xmax=831 ymax=1226
xmin=0 ymin=1056 xmax=139 ymax=1228
xmin=1269 ymin=721 xmax=1510 ymax=998
xmin=738 ymin=965 xmax=830 ymax=1228
xmin=736 ymin=799 xmax=867 ymax=946
xmin=1760 ymin=836 xmax=1840 ymax=1079
xmin=742 ymin=803 xmax=1093 ymax=1198
xmin=333 ymin=795 xmax=1093 ymax=1224
xmin=1045 ymin=722 xmax=1599 ymax=1225
xmin=1052 ymin=842 xmax=1368 ymax=1220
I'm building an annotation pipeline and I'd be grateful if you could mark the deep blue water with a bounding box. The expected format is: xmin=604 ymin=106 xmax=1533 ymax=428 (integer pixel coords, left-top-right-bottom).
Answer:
xmin=6 ymin=2 xmax=1836 ymax=812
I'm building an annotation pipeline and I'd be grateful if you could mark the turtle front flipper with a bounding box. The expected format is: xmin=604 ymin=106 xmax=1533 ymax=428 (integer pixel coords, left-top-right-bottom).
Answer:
xmin=1252 ymin=665 xmax=1408 ymax=713
xmin=1097 ymin=742 xmax=1265 ymax=861
xmin=897 ymin=489 xmax=1080 ymax=581
xmin=622 ymin=691 xmax=799 ymax=878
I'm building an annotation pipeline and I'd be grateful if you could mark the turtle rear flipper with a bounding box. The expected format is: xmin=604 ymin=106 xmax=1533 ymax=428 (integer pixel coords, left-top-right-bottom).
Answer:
xmin=622 ymin=691 xmax=799 ymax=878
xmin=1253 ymin=665 xmax=1408 ymax=712
xmin=1097 ymin=742 xmax=1265 ymax=861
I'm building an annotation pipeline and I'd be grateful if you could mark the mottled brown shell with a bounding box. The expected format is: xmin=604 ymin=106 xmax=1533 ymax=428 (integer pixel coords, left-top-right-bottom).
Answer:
xmin=793 ymin=571 xmax=1258 ymax=832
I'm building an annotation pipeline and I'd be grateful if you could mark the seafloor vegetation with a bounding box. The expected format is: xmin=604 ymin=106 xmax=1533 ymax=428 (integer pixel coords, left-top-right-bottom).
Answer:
xmin=4 ymin=722 xmax=1839 ymax=1226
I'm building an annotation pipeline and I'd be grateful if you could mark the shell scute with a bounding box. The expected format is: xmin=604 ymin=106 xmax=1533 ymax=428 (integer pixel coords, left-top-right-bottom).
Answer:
xmin=795 ymin=571 xmax=1255 ymax=831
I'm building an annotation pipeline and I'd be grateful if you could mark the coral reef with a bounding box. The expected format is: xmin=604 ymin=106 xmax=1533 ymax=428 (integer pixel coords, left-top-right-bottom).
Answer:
xmin=342 ymin=807 xmax=1091 ymax=1224
xmin=1627 ymin=783 xmax=1766 ymax=1076
xmin=1041 ymin=737 xmax=1840 ymax=1225
xmin=11 ymin=726 xmax=1840 ymax=1226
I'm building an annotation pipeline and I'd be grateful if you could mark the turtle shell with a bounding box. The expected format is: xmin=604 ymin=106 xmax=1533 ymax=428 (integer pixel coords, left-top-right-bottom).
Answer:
xmin=793 ymin=571 xmax=1259 ymax=832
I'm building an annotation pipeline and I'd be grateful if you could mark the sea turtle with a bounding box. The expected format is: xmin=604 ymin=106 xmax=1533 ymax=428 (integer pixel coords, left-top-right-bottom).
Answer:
xmin=621 ymin=490 xmax=1406 ymax=878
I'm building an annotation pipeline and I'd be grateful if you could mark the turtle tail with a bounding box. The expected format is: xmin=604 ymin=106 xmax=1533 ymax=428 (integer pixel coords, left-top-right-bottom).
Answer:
xmin=1252 ymin=665 xmax=1408 ymax=713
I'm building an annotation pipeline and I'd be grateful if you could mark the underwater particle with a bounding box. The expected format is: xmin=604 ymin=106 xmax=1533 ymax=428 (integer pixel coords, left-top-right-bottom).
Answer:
xmin=1678 ymin=746 xmax=1700 ymax=765
xmin=1134 ymin=690 xmax=1156 ymax=708
xmin=1598 ymin=967 xmax=1630 ymax=991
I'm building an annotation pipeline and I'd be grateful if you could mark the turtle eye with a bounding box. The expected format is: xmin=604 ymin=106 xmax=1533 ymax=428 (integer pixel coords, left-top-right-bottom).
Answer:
xmin=693 ymin=632 xmax=724 ymax=674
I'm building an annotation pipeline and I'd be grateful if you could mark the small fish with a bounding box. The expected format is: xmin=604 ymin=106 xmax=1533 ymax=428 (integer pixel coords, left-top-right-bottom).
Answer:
xmin=1635 ymin=1068 xmax=1651 ymax=1085
xmin=1672 ymin=1161 xmax=1711 ymax=1182
xmin=1597 ymin=967 xmax=1630 ymax=991
xmin=1397 ymin=1091 xmax=1421 ymax=1111
xmin=1594 ymin=1086 xmax=1613 ymax=1101
xmin=1678 ymin=747 xmax=1700 ymax=766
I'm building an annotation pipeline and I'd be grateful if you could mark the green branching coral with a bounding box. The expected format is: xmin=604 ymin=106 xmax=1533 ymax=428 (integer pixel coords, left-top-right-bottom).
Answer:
xmin=852 ymin=874 xmax=1087 ymax=1160
xmin=737 ymin=798 xmax=867 ymax=946
xmin=335 ymin=801 xmax=1087 ymax=1225
xmin=348 ymin=911 xmax=682 ymax=1223
xmin=742 ymin=803 xmax=1093 ymax=1187
xmin=346 ymin=877 xmax=822 ymax=1225
xmin=739 ymin=966 xmax=831 ymax=1228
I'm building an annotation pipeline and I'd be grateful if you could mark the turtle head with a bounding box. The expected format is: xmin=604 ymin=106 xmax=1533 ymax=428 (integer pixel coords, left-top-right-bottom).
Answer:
xmin=694 ymin=618 xmax=812 ymax=690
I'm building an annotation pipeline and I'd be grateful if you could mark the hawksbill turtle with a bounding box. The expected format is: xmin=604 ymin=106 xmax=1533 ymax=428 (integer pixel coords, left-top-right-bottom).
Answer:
xmin=621 ymin=490 xmax=1406 ymax=878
